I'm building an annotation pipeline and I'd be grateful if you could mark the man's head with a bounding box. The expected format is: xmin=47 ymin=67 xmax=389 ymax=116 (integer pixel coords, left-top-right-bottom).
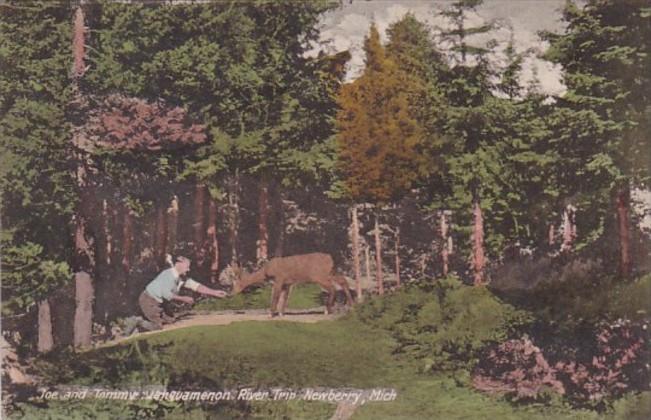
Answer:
xmin=174 ymin=256 xmax=191 ymax=276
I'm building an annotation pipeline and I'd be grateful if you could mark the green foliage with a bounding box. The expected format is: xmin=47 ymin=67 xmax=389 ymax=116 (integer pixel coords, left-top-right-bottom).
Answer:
xmin=355 ymin=276 xmax=532 ymax=371
xmin=0 ymin=1 xmax=77 ymax=257
xmin=1 ymin=242 xmax=71 ymax=317
xmin=519 ymin=271 xmax=651 ymax=331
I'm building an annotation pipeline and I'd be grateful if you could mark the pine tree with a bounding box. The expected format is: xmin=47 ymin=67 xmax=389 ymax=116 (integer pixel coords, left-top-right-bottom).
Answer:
xmin=337 ymin=23 xmax=426 ymax=293
xmin=544 ymin=0 xmax=651 ymax=275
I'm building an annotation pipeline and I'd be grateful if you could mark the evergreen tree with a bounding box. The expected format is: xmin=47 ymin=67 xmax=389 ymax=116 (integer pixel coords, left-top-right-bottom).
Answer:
xmin=543 ymin=0 xmax=651 ymax=275
xmin=336 ymin=23 xmax=426 ymax=292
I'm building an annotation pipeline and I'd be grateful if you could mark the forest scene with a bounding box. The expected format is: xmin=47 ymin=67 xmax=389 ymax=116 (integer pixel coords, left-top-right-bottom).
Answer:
xmin=1 ymin=0 xmax=650 ymax=419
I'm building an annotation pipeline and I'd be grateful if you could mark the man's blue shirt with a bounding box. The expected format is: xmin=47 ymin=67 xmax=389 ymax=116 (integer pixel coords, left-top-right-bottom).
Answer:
xmin=145 ymin=268 xmax=180 ymax=302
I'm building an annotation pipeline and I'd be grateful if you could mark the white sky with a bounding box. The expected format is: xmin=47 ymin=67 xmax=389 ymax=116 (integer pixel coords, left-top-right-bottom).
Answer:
xmin=309 ymin=0 xmax=567 ymax=96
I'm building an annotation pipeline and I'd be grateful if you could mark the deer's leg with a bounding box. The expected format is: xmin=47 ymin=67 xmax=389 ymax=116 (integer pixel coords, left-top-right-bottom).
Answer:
xmin=332 ymin=275 xmax=354 ymax=306
xmin=270 ymin=282 xmax=283 ymax=317
xmin=325 ymin=284 xmax=336 ymax=315
xmin=278 ymin=285 xmax=291 ymax=316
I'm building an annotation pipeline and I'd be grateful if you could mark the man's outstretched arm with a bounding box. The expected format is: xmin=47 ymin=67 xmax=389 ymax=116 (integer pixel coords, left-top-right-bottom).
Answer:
xmin=183 ymin=278 xmax=227 ymax=298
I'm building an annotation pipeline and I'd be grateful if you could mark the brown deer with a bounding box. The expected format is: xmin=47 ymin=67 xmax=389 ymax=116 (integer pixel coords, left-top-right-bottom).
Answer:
xmin=230 ymin=253 xmax=354 ymax=316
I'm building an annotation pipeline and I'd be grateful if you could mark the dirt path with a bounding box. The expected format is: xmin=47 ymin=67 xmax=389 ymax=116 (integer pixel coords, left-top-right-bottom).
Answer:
xmin=93 ymin=307 xmax=342 ymax=349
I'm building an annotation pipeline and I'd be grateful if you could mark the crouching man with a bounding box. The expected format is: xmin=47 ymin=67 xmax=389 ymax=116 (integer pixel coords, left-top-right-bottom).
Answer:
xmin=136 ymin=255 xmax=227 ymax=332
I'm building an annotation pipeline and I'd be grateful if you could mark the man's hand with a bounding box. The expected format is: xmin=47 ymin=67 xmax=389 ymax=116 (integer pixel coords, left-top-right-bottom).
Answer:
xmin=180 ymin=296 xmax=195 ymax=305
xmin=214 ymin=290 xmax=227 ymax=298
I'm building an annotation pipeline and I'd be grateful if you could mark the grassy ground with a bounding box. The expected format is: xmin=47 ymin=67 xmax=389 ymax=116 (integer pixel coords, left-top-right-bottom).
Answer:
xmin=13 ymin=316 xmax=650 ymax=419
xmin=193 ymin=283 xmax=325 ymax=312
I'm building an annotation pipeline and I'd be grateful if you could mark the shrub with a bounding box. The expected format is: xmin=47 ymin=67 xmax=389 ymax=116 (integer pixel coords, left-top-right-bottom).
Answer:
xmin=472 ymin=336 xmax=565 ymax=401
xmin=354 ymin=276 xmax=532 ymax=371
xmin=473 ymin=319 xmax=650 ymax=410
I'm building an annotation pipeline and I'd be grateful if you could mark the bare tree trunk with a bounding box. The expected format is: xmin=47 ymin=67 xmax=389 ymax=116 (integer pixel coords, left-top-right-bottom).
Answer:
xmin=440 ymin=211 xmax=449 ymax=276
xmin=351 ymin=205 xmax=362 ymax=303
xmin=155 ymin=203 xmax=168 ymax=264
xmin=229 ymin=174 xmax=241 ymax=265
xmin=548 ymin=224 xmax=555 ymax=247
xmin=364 ymin=243 xmax=372 ymax=292
xmin=73 ymin=272 xmax=94 ymax=348
xmin=256 ymin=180 xmax=269 ymax=263
xmin=561 ymin=204 xmax=576 ymax=252
xmin=167 ymin=195 xmax=179 ymax=253
xmin=273 ymin=190 xmax=285 ymax=258
xmin=207 ymin=198 xmax=220 ymax=282
xmin=394 ymin=227 xmax=401 ymax=288
xmin=617 ymin=186 xmax=631 ymax=277
xmin=472 ymin=200 xmax=486 ymax=286
xmin=71 ymin=3 xmax=95 ymax=350
xmin=102 ymin=199 xmax=112 ymax=265
xmin=194 ymin=183 xmax=206 ymax=264
xmin=374 ymin=212 xmax=384 ymax=295
xmin=37 ymin=299 xmax=54 ymax=353
xmin=122 ymin=204 xmax=133 ymax=272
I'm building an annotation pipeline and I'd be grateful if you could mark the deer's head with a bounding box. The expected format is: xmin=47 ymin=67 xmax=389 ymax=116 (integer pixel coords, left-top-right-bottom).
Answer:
xmin=218 ymin=263 xmax=247 ymax=294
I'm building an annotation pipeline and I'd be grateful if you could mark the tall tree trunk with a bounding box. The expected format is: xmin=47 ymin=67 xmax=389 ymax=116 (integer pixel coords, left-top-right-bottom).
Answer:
xmin=365 ymin=242 xmax=372 ymax=292
xmin=102 ymin=199 xmax=112 ymax=265
xmin=194 ymin=183 xmax=206 ymax=264
xmin=256 ymin=180 xmax=269 ymax=263
xmin=472 ymin=199 xmax=486 ymax=286
xmin=351 ymin=205 xmax=362 ymax=303
xmin=37 ymin=299 xmax=54 ymax=353
xmin=154 ymin=203 xmax=168 ymax=264
xmin=71 ymin=3 xmax=95 ymax=350
xmin=374 ymin=211 xmax=384 ymax=295
xmin=548 ymin=224 xmax=555 ymax=247
xmin=229 ymin=174 xmax=241 ymax=265
xmin=440 ymin=211 xmax=450 ymax=276
xmin=561 ymin=204 xmax=576 ymax=252
xmin=122 ymin=204 xmax=133 ymax=272
xmin=394 ymin=227 xmax=401 ymax=288
xmin=73 ymin=271 xmax=94 ymax=348
xmin=617 ymin=186 xmax=631 ymax=277
xmin=207 ymin=198 xmax=220 ymax=282
xmin=273 ymin=189 xmax=285 ymax=257
xmin=167 ymin=195 xmax=179 ymax=254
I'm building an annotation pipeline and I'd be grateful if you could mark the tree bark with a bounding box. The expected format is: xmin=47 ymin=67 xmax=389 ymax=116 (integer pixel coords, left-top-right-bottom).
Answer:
xmin=472 ymin=199 xmax=486 ymax=286
xmin=273 ymin=189 xmax=285 ymax=258
xmin=374 ymin=211 xmax=384 ymax=295
xmin=229 ymin=174 xmax=241 ymax=265
xmin=440 ymin=211 xmax=450 ymax=276
xmin=122 ymin=204 xmax=134 ymax=272
xmin=71 ymin=3 xmax=95 ymax=349
xmin=155 ymin=203 xmax=168 ymax=264
xmin=194 ymin=183 xmax=206 ymax=264
xmin=365 ymin=242 xmax=372 ymax=292
xmin=37 ymin=299 xmax=54 ymax=353
xmin=167 ymin=195 xmax=179 ymax=254
xmin=351 ymin=205 xmax=362 ymax=302
xmin=256 ymin=180 xmax=269 ymax=263
xmin=207 ymin=198 xmax=220 ymax=282
xmin=394 ymin=227 xmax=401 ymax=288
xmin=102 ymin=199 xmax=112 ymax=265
xmin=617 ymin=186 xmax=631 ymax=277
xmin=73 ymin=271 xmax=94 ymax=348
xmin=561 ymin=204 xmax=576 ymax=252
xmin=548 ymin=224 xmax=555 ymax=247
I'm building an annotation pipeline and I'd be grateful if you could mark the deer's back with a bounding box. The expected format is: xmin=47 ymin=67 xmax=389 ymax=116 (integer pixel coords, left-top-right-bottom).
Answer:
xmin=266 ymin=253 xmax=333 ymax=282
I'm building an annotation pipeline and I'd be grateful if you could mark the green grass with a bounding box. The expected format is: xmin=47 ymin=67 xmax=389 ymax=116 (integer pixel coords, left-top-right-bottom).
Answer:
xmin=194 ymin=283 xmax=325 ymax=312
xmin=15 ymin=315 xmax=651 ymax=419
